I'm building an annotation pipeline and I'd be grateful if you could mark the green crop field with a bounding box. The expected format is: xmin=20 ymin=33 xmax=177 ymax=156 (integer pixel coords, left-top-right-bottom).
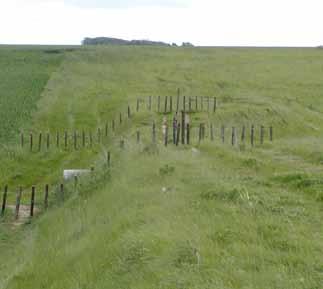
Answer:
xmin=0 ymin=45 xmax=323 ymax=289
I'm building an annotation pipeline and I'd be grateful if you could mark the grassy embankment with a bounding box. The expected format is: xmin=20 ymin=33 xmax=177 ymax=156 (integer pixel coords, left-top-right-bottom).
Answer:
xmin=0 ymin=46 xmax=323 ymax=289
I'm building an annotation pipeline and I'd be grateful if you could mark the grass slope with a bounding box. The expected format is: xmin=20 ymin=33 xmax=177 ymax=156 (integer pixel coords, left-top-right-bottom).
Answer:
xmin=0 ymin=46 xmax=323 ymax=289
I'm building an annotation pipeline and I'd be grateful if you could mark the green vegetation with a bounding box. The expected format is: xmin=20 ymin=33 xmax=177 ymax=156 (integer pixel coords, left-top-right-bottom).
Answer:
xmin=0 ymin=46 xmax=323 ymax=288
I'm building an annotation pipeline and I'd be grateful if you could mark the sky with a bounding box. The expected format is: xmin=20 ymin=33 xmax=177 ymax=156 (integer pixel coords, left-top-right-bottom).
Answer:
xmin=0 ymin=0 xmax=322 ymax=46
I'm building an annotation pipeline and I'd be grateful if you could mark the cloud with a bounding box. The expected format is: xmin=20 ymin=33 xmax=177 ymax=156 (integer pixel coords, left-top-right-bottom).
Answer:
xmin=65 ymin=0 xmax=191 ymax=9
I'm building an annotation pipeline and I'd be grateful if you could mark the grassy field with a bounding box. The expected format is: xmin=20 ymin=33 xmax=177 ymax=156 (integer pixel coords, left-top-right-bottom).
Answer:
xmin=0 ymin=46 xmax=323 ymax=289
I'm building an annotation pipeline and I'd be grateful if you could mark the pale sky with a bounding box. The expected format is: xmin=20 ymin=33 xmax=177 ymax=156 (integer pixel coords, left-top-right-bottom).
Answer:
xmin=0 ymin=0 xmax=322 ymax=46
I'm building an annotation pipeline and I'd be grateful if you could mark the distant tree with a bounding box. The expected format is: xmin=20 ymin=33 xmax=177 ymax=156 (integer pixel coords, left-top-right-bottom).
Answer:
xmin=182 ymin=42 xmax=194 ymax=47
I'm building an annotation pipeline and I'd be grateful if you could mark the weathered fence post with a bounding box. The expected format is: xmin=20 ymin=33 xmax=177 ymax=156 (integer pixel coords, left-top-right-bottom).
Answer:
xmin=38 ymin=132 xmax=42 ymax=152
xmin=183 ymin=96 xmax=186 ymax=112
xmin=207 ymin=97 xmax=210 ymax=111
xmin=251 ymin=125 xmax=255 ymax=147
xmin=181 ymin=111 xmax=185 ymax=144
xmin=199 ymin=124 xmax=202 ymax=144
xmin=148 ymin=96 xmax=152 ymax=111
xmin=136 ymin=130 xmax=140 ymax=144
xmin=164 ymin=126 xmax=168 ymax=146
xmin=97 ymin=128 xmax=101 ymax=143
xmin=127 ymin=105 xmax=131 ymax=119
xmin=82 ymin=130 xmax=85 ymax=147
xmin=221 ymin=126 xmax=225 ymax=143
xmin=176 ymin=123 xmax=181 ymax=146
xmin=170 ymin=96 xmax=173 ymax=112
xmin=241 ymin=125 xmax=246 ymax=143
xmin=260 ymin=125 xmax=264 ymax=145
xmin=136 ymin=98 xmax=140 ymax=112
xmin=164 ymin=96 xmax=168 ymax=113
xmin=44 ymin=184 xmax=49 ymax=210
xmin=112 ymin=120 xmax=115 ymax=132
xmin=105 ymin=123 xmax=108 ymax=137
xmin=213 ymin=97 xmax=217 ymax=112
xmin=89 ymin=131 xmax=93 ymax=147
xmin=119 ymin=112 xmax=122 ymax=124
xmin=64 ymin=131 xmax=68 ymax=149
xmin=30 ymin=186 xmax=35 ymax=217
xmin=56 ymin=132 xmax=60 ymax=148
xmin=210 ymin=124 xmax=214 ymax=141
xmin=269 ymin=126 xmax=273 ymax=142
xmin=173 ymin=117 xmax=177 ymax=144
xmin=46 ymin=133 xmax=50 ymax=150
xmin=176 ymin=91 xmax=180 ymax=112
xmin=186 ymin=123 xmax=190 ymax=145
xmin=189 ymin=97 xmax=192 ymax=112
xmin=1 ymin=185 xmax=8 ymax=216
xmin=30 ymin=132 xmax=33 ymax=151
xmin=60 ymin=183 xmax=64 ymax=201
xmin=152 ymin=122 xmax=156 ymax=143
xmin=21 ymin=132 xmax=24 ymax=148
xmin=158 ymin=96 xmax=161 ymax=112
xmin=195 ymin=96 xmax=198 ymax=111
xmin=120 ymin=139 xmax=125 ymax=149
xmin=107 ymin=151 xmax=111 ymax=168
xmin=15 ymin=187 xmax=22 ymax=220
xmin=232 ymin=127 xmax=236 ymax=146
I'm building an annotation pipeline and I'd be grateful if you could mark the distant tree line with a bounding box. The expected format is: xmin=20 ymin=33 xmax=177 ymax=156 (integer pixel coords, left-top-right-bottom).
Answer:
xmin=82 ymin=37 xmax=194 ymax=47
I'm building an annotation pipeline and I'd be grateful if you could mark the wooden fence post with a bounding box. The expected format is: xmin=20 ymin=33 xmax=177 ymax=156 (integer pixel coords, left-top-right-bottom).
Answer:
xmin=186 ymin=123 xmax=190 ymax=145
xmin=181 ymin=111 xmax=185 ymax=144
xmin=148 ymin=96 xmax=152 ymax=111
xmin=60 ymin=183 xmax=64 ymax=201
xmin=44 ymin=184 xmax=49 ymax=210
xmin=73 ymin=131 xmax=77 ymax=149
xmin=260 ymin=125 xmax=264 ymax=145
xmin=241 ymin=125 xmax=246 ymax=143
xmin=56 ymin=132 xmax=60 ymax=148
xmin=15 ymin=187 xmax=22 ymax=220
xmin=152 ymin=122 xmax=156 ymax=143
xmin=45 ymin=133 xmax=49 ymax=150
xmin=105 ymin=123 xmax=108 ymax=137
xmin=189 ymin=97 xmax=192 ymax=111
xmin=199 ymin=124 xmax=202 ymax=144
xmin=128 ymin=106 xmax=131 ymax=118
xmin=207 ymin=97 xmax=210 ymax=111
xmin=38 ymin=132 xmax=42 ymax=152
xmin=30 ymin=186 xmax=35 ymax=217
xmin=176 ymin=123 xmax=181 ymax=146
xmin=136 ymin=98 xmax=140 ymax=112
xmin=164 ymin=125 xmax=168 ymax=146
xmin=119 ymin=112 xmax=122 ymax=124
xmin=270 ymin=126 xmax=273 ymax=142
xmin=251 ymin=125 xmax=255 ymax=147
xmin=82 ymin=130 xmax=85 ymax=147
xmin=195 ymin=96 xmax=198 ymax=111
xmin=136 ymin=130 xmax=140 ymax=144
xmin=30 ymin=132 xmax=33 ymax=151
xmin=107 ymin=151 xmax=111 ymax=168
xmin=89 ymin=131 xmax=93 ymax=147
xmin=98 ymin=128 xmax=101 ymax=143
xmin=213 ymin=97 xmax=217 ymax=112
xmin=64 ymin=131 xmax=68 ymax=149
xmin=176 ymin=93 xmax=180 ymax=112
xmin=232 ymin=127 xmax=236 ymax=146
xmin=1 ymin=185 xmax=8 ymax=216
xmin=183 ymin=96 xmax=186 ymax=112
xmin=112 ymin=120 xmax=115 ymax=132
xmin=221 ymin=126 xmax=225 ymax=143
xmin=210 ymin=124 xmax=214 ymax=141
xmin=173 ymin=117 xmax=177 ymax=144
xmin=158 ymin=96 xmax=161 ymax=112
xmin=170 ymin=95 xmax=173 ymax=112
xmin=21 ymin=133 xmax=24 ymax=148
xmin=164 ymin=96 xmax=168 ymax=113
